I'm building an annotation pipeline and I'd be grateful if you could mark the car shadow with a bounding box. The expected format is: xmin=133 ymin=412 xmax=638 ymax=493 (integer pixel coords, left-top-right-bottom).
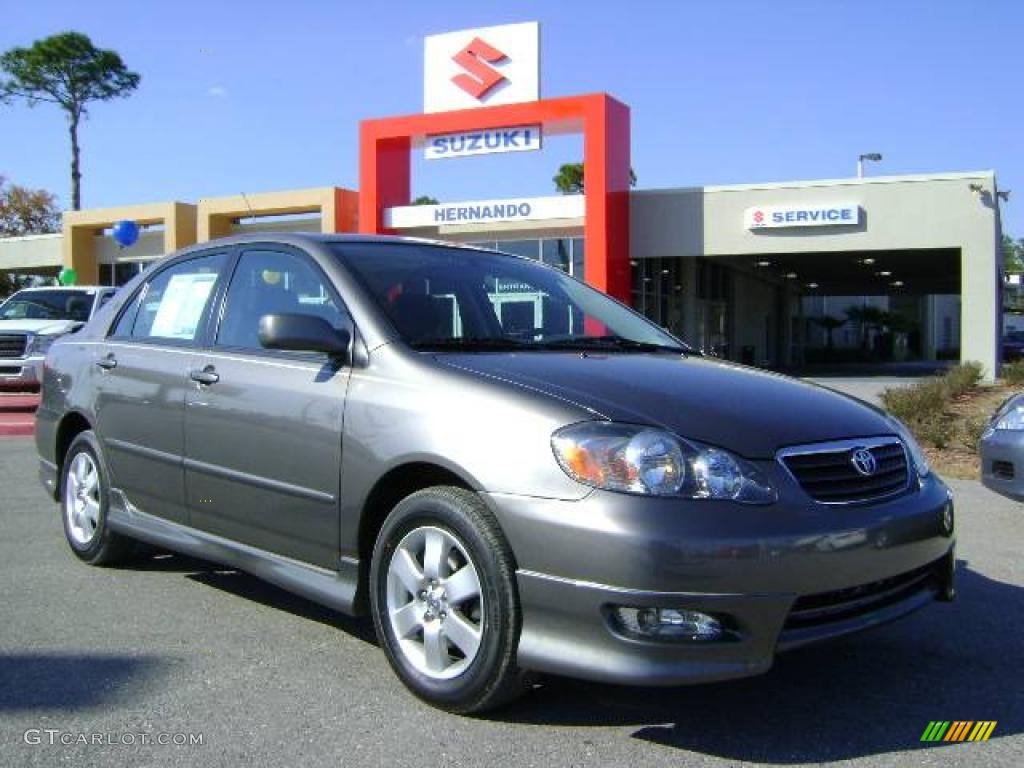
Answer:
xmin=492 ymin=560 xmax=1022 ymax=762
xmin=122 ymin=550 xmax=378 ymax=645
xmin=0 ymin=653 xmax=172 ymax=712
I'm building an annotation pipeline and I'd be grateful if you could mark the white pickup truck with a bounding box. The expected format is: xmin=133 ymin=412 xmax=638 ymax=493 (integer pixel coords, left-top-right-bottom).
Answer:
xmin=0 ymin=286 xmax=118 ymax=391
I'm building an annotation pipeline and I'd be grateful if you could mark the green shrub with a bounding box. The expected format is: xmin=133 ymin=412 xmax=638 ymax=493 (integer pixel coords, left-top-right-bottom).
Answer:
xmin=915 ymin=413 xmax=956 ymax=450
xmin=1002 ymin=361 xmax=1024 ymax=386
xmin=880 ymin=379 xmax=949 ymax=426
xmin=962 ymin=415 xmax=990 ymax=453
xmin=944 ymin=361 xmax=984 ymax=397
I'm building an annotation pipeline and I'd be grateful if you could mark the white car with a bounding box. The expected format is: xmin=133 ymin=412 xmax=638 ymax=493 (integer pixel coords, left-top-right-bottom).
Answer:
xmin=0 ymin=286 xmax=117 ymax=391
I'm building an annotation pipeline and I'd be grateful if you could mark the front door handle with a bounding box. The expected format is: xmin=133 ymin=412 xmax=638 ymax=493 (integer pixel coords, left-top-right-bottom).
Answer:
xmin=189 ymin=366 xmax=219 ymax=385
xmin=95 ymin=355 xmax=117 ymax=370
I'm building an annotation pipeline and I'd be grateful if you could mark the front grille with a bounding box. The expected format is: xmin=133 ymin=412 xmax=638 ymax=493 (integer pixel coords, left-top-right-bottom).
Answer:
xmin=784 ymin=559 xmax=942 ymax=631
xmin=781 ymin=439 xmax=910 ymax=504
xmin=992 ymin=460 xmax=1015 ymax=480
xmin=0 ymin=366 xmax=22 ymax=375
xmin=0 ymin=334 xmax=27 ymax=359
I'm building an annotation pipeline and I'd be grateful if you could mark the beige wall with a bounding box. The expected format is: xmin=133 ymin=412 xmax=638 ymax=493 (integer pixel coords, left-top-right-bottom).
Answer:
xmin=0 ymin=233 xmax=62 ymax=272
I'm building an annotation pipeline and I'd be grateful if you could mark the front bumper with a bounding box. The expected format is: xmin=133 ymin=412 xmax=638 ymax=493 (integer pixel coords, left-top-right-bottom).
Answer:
xmin=980 ymin=429 xmax=1024 ymax=502
xmin=487 ymin=473 xmax=955 ymax=685
xmin=0 ymin=356 xmax=42 ymax=391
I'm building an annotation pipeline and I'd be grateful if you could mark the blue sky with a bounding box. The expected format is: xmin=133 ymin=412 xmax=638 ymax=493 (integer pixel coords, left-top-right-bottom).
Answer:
xmin=2 ymin=0 xmax=1022 ymax=235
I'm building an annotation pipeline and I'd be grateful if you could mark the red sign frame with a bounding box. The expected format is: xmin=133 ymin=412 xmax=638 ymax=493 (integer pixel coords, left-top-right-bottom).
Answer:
xmin=358 ymin=93 xmax=631 ymax=302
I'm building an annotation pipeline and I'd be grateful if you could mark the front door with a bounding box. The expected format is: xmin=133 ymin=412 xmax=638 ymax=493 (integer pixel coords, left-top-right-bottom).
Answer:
xmin=94 ymin=252 xmax=228 ymax=524
xmin=183 ymin=246 xmax=352 ymax=569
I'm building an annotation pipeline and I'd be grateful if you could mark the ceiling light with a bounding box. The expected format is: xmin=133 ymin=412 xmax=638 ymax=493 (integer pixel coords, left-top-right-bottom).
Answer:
xmin=891 ymin=280 xmax=905 ymax=287
xmin=862 ymin=258 xmax=876 ymax=265
xmin=661 ymin=269 xmax=670 ymax=275
xmin=756 ymin=260 xmax=772 ymax=267
xmin=806 ymin=282 xmax=819 ymax=288
xmin=785 ymin=272 xmax=798 ymax=279
xmin=876 ymin=270 xmax=892 ymax=277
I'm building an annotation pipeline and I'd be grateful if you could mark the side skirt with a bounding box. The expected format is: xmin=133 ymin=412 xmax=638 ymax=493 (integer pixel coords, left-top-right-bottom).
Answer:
xmin=107 ymin=489 xmax=361 ymax=616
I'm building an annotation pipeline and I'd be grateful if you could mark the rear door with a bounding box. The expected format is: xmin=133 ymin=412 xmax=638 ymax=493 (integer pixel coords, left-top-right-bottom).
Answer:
xmin=94 ymin=251 xmax=229 ymax=524
xmin=183 ymin=245 xmax=352 ymax=569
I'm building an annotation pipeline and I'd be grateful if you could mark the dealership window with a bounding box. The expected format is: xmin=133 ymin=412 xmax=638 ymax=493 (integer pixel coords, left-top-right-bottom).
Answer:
xmin=495 ymin=240 xmax=539 ymax=261
xmin=482 ymin=238 xmax=586 ymax=281
xmin=103 ymin=261 xmax=151 ymax=287
xmin=541 ymin=239 xmax=571 ymax=273
xmin=571 ymin=238 xmax=584 ymax=281
xmin=632 ymin=258 xmax=685 ymax=339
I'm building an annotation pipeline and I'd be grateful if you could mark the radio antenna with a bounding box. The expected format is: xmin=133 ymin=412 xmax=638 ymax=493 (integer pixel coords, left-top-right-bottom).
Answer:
xmin=240 ymin=192 xmax=255 ymax=222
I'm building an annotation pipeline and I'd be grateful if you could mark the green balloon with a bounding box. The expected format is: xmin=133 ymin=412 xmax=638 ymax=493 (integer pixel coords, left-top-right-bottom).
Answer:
xmin=58 ymin=267 xmax=78 ymax=286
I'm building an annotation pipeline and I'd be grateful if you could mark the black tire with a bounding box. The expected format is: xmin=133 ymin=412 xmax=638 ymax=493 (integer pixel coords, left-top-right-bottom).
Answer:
xmin=369 ymin=486 xmax=533 ymax=714
xmin=60 ymin=430 xmax=135 ymax=566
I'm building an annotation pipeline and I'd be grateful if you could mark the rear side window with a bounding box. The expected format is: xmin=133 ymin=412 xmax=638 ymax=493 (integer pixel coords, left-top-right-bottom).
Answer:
xmin=129 ymin=253 xmax=226 ymax=342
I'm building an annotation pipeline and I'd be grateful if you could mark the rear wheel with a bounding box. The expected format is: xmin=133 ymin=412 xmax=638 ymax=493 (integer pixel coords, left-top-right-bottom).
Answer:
xmin=61 ymin=431 xmax=135 ymax=565
xmin=369 ymin=486 xmax=533 ymax=713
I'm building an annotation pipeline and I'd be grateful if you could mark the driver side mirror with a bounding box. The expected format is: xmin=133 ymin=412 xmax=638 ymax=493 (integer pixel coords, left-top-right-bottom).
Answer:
xmin=258 ymin=313 xmax=351 ymax=358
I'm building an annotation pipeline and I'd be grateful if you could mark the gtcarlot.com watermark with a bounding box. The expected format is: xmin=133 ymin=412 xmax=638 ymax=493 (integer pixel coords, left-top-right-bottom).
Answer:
xmin=24 ymin=729 xmax=203 ymax=747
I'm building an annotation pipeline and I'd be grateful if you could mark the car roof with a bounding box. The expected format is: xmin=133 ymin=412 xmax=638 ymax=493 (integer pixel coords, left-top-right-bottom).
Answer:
xmin=172 ymin=231 xmax=496 ymax=257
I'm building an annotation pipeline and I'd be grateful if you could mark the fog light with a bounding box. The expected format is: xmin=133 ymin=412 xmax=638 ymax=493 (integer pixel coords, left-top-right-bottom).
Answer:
xmin=613 ymin=607 xmax=724 ymax=641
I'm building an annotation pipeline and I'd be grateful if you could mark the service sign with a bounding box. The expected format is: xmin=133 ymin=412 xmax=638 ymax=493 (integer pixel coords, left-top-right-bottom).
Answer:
xmin=746 ymin=203 xmax=860 ymax=229
xmin=424 ymin=22 xmax=540 ymax=113
xmin=424 ymin=125 xmax=542 ymax=160
xmin=385 ymin=195 xmax=584 ymax=229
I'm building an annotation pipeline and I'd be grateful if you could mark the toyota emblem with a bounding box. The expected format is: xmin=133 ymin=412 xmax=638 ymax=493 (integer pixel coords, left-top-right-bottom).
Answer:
xmin=851 ymin=448 xmax=878 ymax=476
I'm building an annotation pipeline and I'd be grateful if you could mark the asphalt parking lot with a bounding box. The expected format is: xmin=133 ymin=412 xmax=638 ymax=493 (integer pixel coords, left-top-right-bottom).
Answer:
xmin=1 ymin=437 xmax=1022 ymax=768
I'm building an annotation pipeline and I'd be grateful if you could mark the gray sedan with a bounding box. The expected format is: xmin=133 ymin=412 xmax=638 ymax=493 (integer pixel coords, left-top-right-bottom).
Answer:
xmin=981 ymin=393 xmax=1024 ymax=501
xmin=35 ymin=234 xmax=956 ymax=713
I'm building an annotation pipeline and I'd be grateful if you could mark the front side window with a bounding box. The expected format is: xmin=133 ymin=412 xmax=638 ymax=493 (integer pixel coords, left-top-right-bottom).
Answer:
xmin=333 ymin=243 xmax=690 ymax=354
xmin=131 ymin=253 xmax=226 ymax=342
xmin=216 ymin=248 xmax=349 ymax=352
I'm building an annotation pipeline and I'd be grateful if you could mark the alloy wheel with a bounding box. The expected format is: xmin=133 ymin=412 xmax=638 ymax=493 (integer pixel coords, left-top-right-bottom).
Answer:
xmin=385 ymin=525 xmax=484 ymax=680
xmin=65 ymin=452 xmax=101 ymax=546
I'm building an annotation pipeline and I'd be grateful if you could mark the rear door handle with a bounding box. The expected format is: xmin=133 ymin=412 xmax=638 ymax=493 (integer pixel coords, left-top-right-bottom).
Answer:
xmin=189 ymin=366 xmax=219 ymax=385
xmin=95 ymin=355 xmax=117 ymax=370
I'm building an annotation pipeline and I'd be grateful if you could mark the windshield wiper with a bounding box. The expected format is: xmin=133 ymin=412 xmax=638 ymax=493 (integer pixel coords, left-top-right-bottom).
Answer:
xmin=535 ymin=335 xmax=694 ymax=354
xmin=410 ymin=337 xmax=531 ymax=351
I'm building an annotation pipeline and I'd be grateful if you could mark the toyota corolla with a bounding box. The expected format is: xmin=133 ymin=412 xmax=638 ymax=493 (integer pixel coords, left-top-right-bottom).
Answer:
xmin=35 ymin=234 xmax=956 ymax=713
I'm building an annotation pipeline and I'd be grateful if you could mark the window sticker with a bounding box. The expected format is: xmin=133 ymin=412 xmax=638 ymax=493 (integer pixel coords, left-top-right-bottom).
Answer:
xmin=149 ymin=272 xmax=218 ymax=340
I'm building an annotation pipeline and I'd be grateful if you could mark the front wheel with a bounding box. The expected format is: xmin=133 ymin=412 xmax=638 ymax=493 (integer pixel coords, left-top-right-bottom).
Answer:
xmin=369 ymin=486 xmax=533 ymax=713
xmin=61 ymin=430 xmax=135 ymax=565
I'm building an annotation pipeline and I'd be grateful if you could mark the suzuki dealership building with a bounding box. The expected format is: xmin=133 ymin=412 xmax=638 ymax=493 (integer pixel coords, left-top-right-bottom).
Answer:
xmin=0 ymin=22 xmax=1005 ymax=376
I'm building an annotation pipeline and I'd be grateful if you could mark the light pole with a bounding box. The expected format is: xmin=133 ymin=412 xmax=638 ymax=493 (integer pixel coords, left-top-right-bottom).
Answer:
xmin=857 ymin=153 xmax=883 ymax=178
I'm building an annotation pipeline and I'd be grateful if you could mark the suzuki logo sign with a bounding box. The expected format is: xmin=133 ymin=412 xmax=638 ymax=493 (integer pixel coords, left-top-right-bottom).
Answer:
xmin=424 ymin=22 xmax=540 ymax=113
xmin=451 ymin=38 xmax=509 ymax=100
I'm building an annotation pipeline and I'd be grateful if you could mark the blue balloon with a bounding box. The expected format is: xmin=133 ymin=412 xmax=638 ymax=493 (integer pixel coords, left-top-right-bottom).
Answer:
xmin=112 ymin=220 xmax=140 ymax=248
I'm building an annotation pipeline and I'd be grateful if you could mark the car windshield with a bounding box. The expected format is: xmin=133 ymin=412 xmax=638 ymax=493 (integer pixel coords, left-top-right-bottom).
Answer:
xmin=0 ymin=290 xmax=95 ymax=322
xmin=332 ymin=242 xmax=692 ymax=353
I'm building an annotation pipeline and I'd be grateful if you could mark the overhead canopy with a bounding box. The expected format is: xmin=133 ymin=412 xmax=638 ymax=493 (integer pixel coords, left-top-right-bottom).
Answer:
xmin=717 ymin=248 xmax=961 ymax=296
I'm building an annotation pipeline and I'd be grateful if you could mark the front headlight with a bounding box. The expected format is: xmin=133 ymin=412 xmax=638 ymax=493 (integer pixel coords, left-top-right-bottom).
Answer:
xmin=886 ymin=415 xmax=930 ymax=478
xmin=28 ymin=334 xmax=61 ymax=356
xmin=993 ymin=403 xmax=1024 ymax=431
xmin=551 ymin=422 xmax=777 ymax=504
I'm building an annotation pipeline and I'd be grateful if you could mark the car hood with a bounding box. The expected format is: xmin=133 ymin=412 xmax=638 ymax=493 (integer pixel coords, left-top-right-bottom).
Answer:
xmin=0 ymin=318 xmax=77 ymax=335
xmin=438 ymin=352 xmax=895 ymax=458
